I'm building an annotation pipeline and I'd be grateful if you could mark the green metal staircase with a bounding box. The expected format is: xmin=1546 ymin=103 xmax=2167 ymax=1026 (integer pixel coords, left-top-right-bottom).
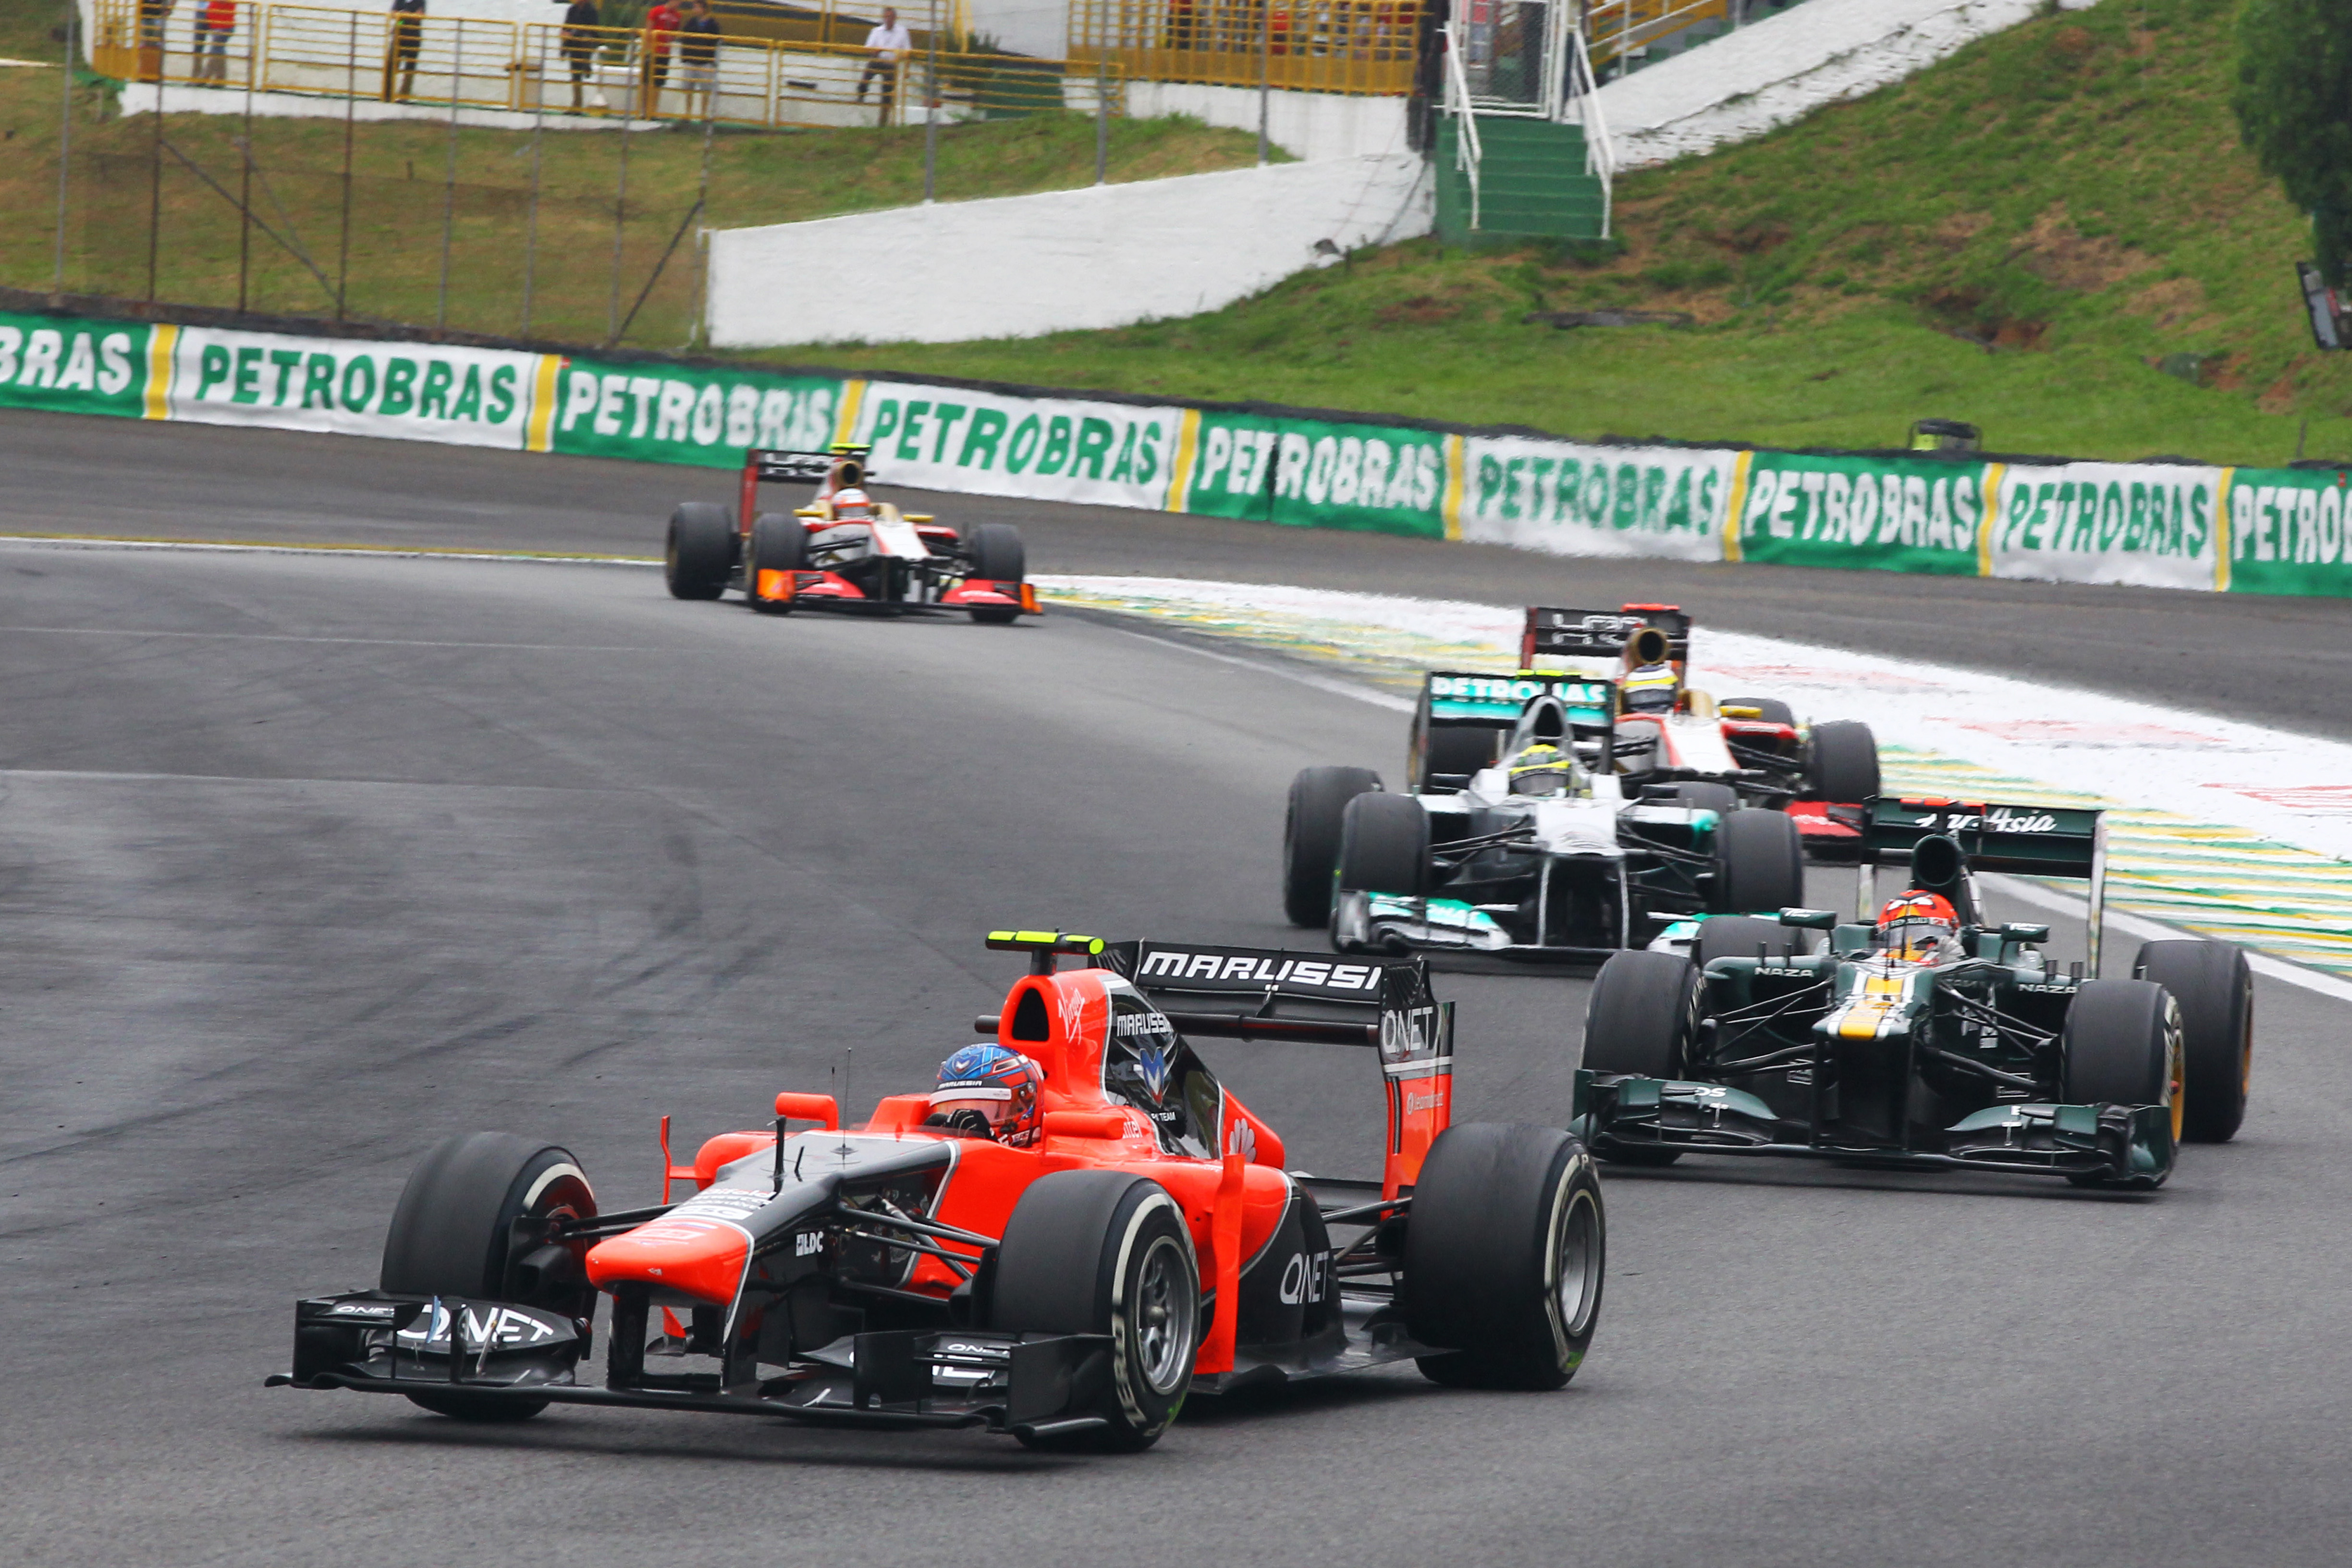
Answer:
xmin=1434 ymin=114 xmax=1612 ymax=247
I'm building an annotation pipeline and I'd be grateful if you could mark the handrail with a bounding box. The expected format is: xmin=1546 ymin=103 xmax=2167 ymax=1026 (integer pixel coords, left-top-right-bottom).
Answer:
xmin=1563 ymin=22 xmax=1613 ymax=238
xmin=1583 ymin=0 xmax=1730 ymax=70
xmin=1441 ymin=19 xmax=1480 ymax=233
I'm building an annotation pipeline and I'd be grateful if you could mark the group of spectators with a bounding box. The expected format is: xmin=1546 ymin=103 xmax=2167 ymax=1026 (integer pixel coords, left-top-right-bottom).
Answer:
xmin=133 ymin=0 xmax=916 ymax=128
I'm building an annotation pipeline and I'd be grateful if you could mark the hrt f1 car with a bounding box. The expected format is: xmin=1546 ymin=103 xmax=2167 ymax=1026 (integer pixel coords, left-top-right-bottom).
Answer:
xmin=663 ymin=444 xmax=1037 ymax=623
xmin=1574 ymin=798 xmax=2255 ymax=1188
xmin=271 ymin=931 xmax=1605 ymax=1451
xmin=1406 ymin=605 xmax=1881 ymax=856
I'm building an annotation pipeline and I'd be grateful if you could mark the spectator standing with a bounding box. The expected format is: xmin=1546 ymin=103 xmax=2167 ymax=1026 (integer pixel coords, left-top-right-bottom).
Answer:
xmin=857 ymin=6 xmax=912 ymax=126
xmin=192 ymin=0 xmax=235 ymax=84
xmin=382 ymin=0 xmax=425 ymax=101
xmin=641 ymin=0 xmax=682 ymax=117
xmin=561 ymin=0 xmax=600 ymax=111
xmin=676 ymin=0 xmax=723 ymax=120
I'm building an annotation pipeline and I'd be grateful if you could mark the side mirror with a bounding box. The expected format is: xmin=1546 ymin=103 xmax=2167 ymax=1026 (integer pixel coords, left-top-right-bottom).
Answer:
xmin=1998 ymin=922 xmax=2051 ymax=943
xmin=1776 ymin=908 xmax=1838 ymax=930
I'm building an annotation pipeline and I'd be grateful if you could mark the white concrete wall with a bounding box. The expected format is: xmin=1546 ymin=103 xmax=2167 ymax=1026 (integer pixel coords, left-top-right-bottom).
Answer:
xmin=708 ymin=153 xmax=1431 ymax=347
xmin=1124 ymin=81 xmax=1409 ymax=162
xmin=1593 ymin=0 xmax=2098 ymax=169
xmin=965 ymin=0 xmax=1066 ymax=61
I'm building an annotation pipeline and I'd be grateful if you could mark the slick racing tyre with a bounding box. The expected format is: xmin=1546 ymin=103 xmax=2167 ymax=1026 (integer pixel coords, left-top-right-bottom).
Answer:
xmin=1421 ymin=725 xmax=1499 ymax=787
xmin=964 ymin=524 xmax=1027 ymax=624
xmin=2062 ymin=979 xmax=2184 ymax=1187
xmin=990 ymin=1171 xmax=1199 ymax=1452
xmin=1661 ymin=781 xmax=1739 ymax=817
xmin=1691 ymin=914 xmax=1800 ymax=968
xmin=1806 ymin=720 xmax=1881 ymax=802
xmin=1713 ymin=808 xmax=1803 ymax=914
xmin=1402 ymin=1123 xmax=1605 ymax=1391
xmin=1335 ymin=792 xmax=1430 ymax=905
xmin=2134 ymin=940 xmax=2252 ymax=1142
xmin=1580 ymin=952 xmax=1698 ymax=1165
xmin=1283 ymin=766 xmax=1381 ymax=926
xmin=379 ymin=1132 xmax=599 ymax=1421
xmin=664 ymin=502 xmax=735 ymax=600
xmin=745 ymin=512 xmax=806 ymax=613
xmin=1721 ymin=696 xmax=1796 ymax=726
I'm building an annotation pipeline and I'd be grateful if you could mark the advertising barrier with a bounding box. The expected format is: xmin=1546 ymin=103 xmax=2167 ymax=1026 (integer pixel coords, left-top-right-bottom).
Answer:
xmin=2 ymin=303 xmax=2347 ymax=600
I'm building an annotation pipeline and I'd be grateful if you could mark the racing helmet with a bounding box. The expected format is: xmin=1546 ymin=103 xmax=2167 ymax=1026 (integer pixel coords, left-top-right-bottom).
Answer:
xmin=1507 ymin=742 xmax=1584 ymax=798
xmin=1621 ymin=661 xmax=1680 ymax=716
xmin=1876 ymin=891 xmax=1960 ymax=960
xmin=831 ymin=487 xmax=877 ymax=520
xmin=928 ymin=1043 xmax=1045 ymax=1146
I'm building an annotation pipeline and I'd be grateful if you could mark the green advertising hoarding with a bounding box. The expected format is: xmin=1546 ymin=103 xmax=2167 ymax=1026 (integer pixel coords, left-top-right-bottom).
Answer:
xmin=548 ymin=355 xmax=842 ymax=468
xmin=1734 ymin=451 xmax=1986 ymax=576
xmin=0 ymin=312 xmax=151 ymax=419
xmin=1180 ymin=409 xmax=1446 ymax=538
xmin=2223 ymin=466 xmax=2352 ymax=597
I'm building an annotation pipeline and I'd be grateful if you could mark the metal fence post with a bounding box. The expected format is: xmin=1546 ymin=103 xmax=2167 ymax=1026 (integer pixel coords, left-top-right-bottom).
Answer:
xmin=51 ymin=1 xmax=72 ymax=303
xmin=337 ymin=12 xmax=355 ymax=318
xmin=146 ymin=73 xmax=163 ymax=303
xmin=1257 ymin=0 xmax=1270 ymax=166
xmin=437 ymin=18 xmax=463 ymax=330
xmin=608 ymin=104 xmax=631 ymax=343
xmin=922 ymin=0 xmax=938 ymax=203
xmin=522 ymin=27 xmax=545 ymax=337
xmin=237 ymin=40 xmax=255 ymax=312
xmin=1095 ymin=54 xmax=1107 ymax=184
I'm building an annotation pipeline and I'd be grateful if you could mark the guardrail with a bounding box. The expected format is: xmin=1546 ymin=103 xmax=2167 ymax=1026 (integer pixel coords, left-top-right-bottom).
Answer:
xmin=1585 ymin=0 xmax=1730 ymax=72
xmin=91 ymin=0 xmax=1116 ymax=129
xmin=1066 ymin=0 xmax=1427 ymax=97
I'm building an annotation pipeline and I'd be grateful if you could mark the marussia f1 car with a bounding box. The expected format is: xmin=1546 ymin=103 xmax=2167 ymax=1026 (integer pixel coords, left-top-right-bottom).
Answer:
xmin=1574 ymin=798 xmax=2255 ymax=1188
xmin=663 ymin=443 xmax=1038 ymax=623
xmin=271 ymin=931 xmax=1605 ymax=1451
xmin=1286 ymin=688 xmax=1809 ymax=961
xmin=1408 ymin=605 xmax=1882 ymax=857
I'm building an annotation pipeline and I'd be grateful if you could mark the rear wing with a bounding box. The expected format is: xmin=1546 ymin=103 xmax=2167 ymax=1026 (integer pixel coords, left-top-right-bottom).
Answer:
xmin=1103 ymin=940 xmax=1453 ymax=1197
xmin=1408 ymin=671 xmax=1615 ymax=789
xmin=747 ymin=444 xmax=875 ymax=485
xmin=1852 ymin=797 xmax=2109 ymax=972
xmin=1522 ymin=605 xmax=1691 ymax=670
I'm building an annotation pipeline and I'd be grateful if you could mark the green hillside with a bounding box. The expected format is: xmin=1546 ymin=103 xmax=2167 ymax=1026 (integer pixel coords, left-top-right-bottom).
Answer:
xmin=794 ymin=0 xmax=2352 ymax=466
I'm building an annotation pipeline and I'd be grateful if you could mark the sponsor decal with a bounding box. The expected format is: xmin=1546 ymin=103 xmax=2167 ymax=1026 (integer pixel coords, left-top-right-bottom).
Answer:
xmin=1136 ymin=949 xmax=1382 ymax=992
xmin=171 ymin=326 xmax=542 ymax=451
xmin=794 ymin=1231 xmax=823 ymax=1257
xmin=0 ymin=314 xmax=147 ymax=418
xmin=1276 ymin=1250 xmax=1330 ymax=1306
xmin=1379 ymin=1003 xmax=1439 ymax=1064
xmin=396 ymin=1302 xmax=562 ymax=1348
xmin=1458 ymin=438 xmax=1732 ymax=561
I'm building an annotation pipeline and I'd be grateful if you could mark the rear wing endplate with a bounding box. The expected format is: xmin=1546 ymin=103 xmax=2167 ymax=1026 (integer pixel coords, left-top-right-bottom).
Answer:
xmin=1522 ymin=605 xmax=1691 ymax=668
xmin=1855 ymin=797 xmax=2109 ymax=972
xmin=1104 ymin=941 xmax=1454 ymax=1197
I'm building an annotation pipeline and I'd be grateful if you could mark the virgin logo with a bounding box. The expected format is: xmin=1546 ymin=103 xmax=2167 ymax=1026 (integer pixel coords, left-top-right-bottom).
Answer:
xmin=1057 ymin=990 xmax=1087 ymax=1040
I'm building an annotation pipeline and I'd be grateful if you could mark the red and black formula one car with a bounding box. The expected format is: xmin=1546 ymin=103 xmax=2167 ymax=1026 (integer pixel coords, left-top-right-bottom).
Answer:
xmin=663 ymin=444 xmax=1037 ymax=623
xmin=271 ymin=931 xmax=1605 ymax=1451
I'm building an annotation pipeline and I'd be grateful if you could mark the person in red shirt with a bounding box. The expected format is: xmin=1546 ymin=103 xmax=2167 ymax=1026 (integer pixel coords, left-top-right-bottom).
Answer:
xmin=642 ymin=0 xmax=681 ymax=116
xmin=193 ymin=0 xmax=236 ymax=84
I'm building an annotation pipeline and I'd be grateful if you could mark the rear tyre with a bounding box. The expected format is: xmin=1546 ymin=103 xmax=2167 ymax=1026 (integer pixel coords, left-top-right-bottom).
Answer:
xmin=1691 ymin=914 xmax=1799 ymax=969
xmin=1806 ymin=720 xmax=1881 ymax=802
xmin=1335 ymin=792 xmax=1430 ymax=900
xmin=1282 ymin=767 xmax=1381 ymax=926
xmin=379 ymin=1132 xmax=598 ymax=1422
xmin=1662 ymin=781 xmax=1739 ymax=817
xmin=965 ymin=522 xmax=1026 ymax=584
xmin=745 ymin=512 xmax=806 ymax=613
xmin=1402 ymin=1123 xmax=1605 ymax=1390
xmin=663 ymin=502 xmax=734 ymax=600
xmin=1721 ymin=696 xmax=1796 ymax=726
xmin=1422 ymin=725 xmax=1500 ymax=787
xmin=1714 ymin=808 xmax=1804 ymax=913
xmin=2063 ymin=979 xmax=2184 ymax=1186
xmin=990 ymin=1171 xmax=1199 ymax=1453
xmin=2134 ymin=940 xmax=2252 ymax=1143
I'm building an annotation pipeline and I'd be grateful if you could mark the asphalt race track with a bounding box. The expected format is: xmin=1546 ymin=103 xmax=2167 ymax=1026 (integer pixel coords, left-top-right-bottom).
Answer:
xmin=4 ymin=414 xmax=2352 ymax=1567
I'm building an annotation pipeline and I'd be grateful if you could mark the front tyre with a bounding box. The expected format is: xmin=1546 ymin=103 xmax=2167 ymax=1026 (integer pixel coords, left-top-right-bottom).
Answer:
xmin=2063 ymin=978 xmax=2183 ymax=1188
xmin=1282 ymin=766 xmax=1381 ymax=927
xmin=379 ymin=1132 xmax=598 ymax=1421
xmin=1714 ymin=807 xmax=1803 ymax=913
xmin=990 ymin=1171 xmax=1200 ymax=1452
xmin=1580 ymin=951 xmax=1697 ymax=1165
xmin=664 ymin=502 xmax=735 ymax=600
xmin=745 ymin=512 xmax=806 ymax=613
xmin=1806 ymin=720 xmax=1880 ymax=802
xmin=1402 ymin=1123 xmax=1605 ymax=1390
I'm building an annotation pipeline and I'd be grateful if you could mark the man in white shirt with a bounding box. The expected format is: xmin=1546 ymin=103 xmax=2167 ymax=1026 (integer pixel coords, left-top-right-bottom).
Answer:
xmin=856 ymin=6 xmax=912 ymax=126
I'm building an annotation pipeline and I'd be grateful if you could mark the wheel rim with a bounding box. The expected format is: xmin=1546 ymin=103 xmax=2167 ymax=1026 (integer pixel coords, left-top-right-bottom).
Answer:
xmin=1132 ymin=1235 xmax=1197 ymax=1396
xmin=1553 ymin=1187 xmax=1602 ymax=1341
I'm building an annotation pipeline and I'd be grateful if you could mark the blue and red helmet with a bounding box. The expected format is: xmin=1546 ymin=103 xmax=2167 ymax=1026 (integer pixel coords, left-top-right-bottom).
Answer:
xmin=930 ymin=1043 xmax=1045 ymax=1146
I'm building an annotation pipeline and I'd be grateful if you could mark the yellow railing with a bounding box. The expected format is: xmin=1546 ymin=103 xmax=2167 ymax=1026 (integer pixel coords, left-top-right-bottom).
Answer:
xmin=1585 ymin=0 xmax=1728 ymax=70
xmin=1067 ymin=0 xmax=1428 ymax=97
xmin=91 ymin=0 xmax=1111 ymax=130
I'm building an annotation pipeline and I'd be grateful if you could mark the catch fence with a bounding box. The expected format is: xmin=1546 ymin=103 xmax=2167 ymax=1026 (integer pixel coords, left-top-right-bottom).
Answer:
xmin=1066 ymin=0 xmax=1430 ymax=96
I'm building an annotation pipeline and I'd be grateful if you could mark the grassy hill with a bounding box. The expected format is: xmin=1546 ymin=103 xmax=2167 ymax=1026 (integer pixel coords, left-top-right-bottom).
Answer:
xmin=0 ymin=0 xmax=1267 ymax=347
xmin=790 ymin=0 xmax=2352 ymax=466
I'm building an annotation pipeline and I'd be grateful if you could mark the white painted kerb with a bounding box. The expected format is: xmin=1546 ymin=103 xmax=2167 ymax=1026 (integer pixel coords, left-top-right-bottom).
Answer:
xmin=707 ymin=155 xmax=1431 ymax=347
xmin=1595 ymin=0 xmax=2098 ymax=168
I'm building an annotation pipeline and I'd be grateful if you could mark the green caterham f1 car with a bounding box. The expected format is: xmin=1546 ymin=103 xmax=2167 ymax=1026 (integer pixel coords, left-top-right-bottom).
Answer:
xmin=1573 ymin=798 xmax=2253 ymax=1190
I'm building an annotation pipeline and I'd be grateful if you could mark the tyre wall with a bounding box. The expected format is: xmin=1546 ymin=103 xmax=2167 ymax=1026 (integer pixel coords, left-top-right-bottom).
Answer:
xmin=1 ymin=302 xmax=2346 ymax=597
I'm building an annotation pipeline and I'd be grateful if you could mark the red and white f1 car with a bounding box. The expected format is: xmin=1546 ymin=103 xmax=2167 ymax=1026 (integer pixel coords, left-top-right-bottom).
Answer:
xmin=663 ymin=444 xmax=1038 ymax=624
